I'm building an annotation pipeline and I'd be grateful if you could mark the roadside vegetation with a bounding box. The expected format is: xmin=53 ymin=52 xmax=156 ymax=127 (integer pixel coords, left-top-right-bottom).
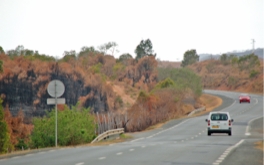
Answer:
xmin=0 ymin=43 xmax=262 ymax=153
xmin=31 ymin=104 xmax=95 ymax=148
xmin=188 ymin=53 xmax=263 ymax=94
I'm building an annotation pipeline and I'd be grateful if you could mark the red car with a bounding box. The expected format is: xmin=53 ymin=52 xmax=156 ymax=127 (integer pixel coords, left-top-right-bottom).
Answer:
xmin=239 ymin=94 xmax=250 ymax=103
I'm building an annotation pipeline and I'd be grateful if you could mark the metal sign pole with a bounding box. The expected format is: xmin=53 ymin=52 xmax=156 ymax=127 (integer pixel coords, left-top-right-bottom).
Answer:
xmin=55 ymin=81 xmax=57 ymax=148
xmin=47 ymin=79 xmax=65 ymax=148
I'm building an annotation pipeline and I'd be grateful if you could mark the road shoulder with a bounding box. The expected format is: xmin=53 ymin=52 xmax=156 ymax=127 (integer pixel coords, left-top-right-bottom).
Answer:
xmin=221 ymin=117 xmax=263 ymax=165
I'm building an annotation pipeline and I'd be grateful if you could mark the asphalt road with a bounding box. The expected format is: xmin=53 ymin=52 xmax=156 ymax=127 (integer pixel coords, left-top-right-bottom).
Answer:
xmin=0 ymin=90 xmax=263 ymax=165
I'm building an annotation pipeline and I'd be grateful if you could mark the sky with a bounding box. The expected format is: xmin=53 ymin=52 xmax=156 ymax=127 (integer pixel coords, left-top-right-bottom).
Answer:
xmin=0 ymin=0 xmax=263 ymax=61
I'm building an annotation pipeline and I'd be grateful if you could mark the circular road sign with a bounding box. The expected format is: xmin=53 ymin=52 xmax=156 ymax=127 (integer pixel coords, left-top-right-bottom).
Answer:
xmin=47 ymin=80 xmax=65 ymax=97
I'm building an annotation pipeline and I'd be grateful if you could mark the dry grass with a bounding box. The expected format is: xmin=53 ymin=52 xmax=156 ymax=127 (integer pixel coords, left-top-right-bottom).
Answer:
xmin=144 ymin=93 xmax=222 ymax=131
xmin=189 ymin=60 xmax=264 ymax=94
xmin=145 ymin=122 xmax=167 ymax=130
xmin=196 ymin=93 xmax=223 ymax=115
xmin=182 ymin=104 xmax=195 ymax=115
xmin=255 ymin=140 xmax=264 ymax=151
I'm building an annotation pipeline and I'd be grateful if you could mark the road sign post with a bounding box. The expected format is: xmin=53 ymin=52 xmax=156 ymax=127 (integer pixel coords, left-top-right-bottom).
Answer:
xmin=47 ymin=80 xmax=65 ymax=148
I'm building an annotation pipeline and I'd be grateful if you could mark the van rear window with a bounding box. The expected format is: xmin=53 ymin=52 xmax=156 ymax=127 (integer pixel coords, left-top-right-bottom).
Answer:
xmin=211 ymin=114 xmax=228 ymax=121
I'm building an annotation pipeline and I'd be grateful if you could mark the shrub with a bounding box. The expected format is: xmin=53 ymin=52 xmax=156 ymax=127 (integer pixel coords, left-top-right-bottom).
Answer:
xmin=0 ymin=99 xmax=11 ymax=153
xmin=250 ymin=70 xmax=259 ymax=78
xmin=30 ymin=104 xmax=96 ymax=148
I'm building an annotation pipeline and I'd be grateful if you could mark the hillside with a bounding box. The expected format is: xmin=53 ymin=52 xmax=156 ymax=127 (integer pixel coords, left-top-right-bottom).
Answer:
xmin=198 ymin=48 xmax=263 ymax=61
xmin=188 ymin=59 xmax=263 ymax=94
xmin=0 ymin=53 xmax=158 ymax=117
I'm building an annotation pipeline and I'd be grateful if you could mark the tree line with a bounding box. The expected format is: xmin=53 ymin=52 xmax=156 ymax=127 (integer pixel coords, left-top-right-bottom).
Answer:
xmin=0 ymin=40 xmax=208 ymax=153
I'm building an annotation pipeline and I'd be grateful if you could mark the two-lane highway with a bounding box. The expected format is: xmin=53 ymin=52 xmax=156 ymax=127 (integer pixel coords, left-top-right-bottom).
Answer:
xmin=1 ymin=90 xmax=263 ymax=165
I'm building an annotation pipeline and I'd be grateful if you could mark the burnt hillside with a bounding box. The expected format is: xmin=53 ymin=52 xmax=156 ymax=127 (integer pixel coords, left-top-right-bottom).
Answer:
xmin=0 ymin=53 xmax=158 ymax=117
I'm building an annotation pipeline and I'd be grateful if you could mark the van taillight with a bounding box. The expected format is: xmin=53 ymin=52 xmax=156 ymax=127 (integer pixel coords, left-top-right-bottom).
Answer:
xmin=229 ymin=120 xmax=231 ymax=126
xmin=208 ymin=120 xmax=210 ymax=126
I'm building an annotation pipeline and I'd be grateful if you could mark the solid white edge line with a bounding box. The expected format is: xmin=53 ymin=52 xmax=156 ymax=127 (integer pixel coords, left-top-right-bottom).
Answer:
xmin=75 ymin=162 xmax=84 ymax=165
xmin=219 ymin=99 xmax=236 ymax=112
xmin=245 ymin=116 xmax=263 ymax=135
xmin=130 ymin=137 xmax=145 ymax=143
xmin=130 ymin=119 xmax=189 ymax=143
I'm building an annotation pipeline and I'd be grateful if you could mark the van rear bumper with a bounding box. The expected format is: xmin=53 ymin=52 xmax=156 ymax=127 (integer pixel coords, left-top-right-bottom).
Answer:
xmin=208 ymin=127 xmax=231 ymax=133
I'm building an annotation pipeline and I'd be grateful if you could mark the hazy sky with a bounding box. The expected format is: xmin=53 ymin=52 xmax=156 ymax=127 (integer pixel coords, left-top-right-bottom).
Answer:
xmin=0 ymin=0 xmax=263 ymax=61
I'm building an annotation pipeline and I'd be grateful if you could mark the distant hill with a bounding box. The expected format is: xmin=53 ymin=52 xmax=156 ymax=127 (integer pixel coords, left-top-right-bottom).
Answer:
xmin=199 ymin=48 xmax=263 ymax=61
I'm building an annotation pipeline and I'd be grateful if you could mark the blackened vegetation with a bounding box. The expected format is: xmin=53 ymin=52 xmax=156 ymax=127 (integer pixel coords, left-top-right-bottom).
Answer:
xmin=0 ymin=53 xmax=159 ymax=118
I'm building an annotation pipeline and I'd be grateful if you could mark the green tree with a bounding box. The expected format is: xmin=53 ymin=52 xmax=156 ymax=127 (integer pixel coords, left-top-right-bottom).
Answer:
xmin=98 ymin=42 xmax=119 ymax=55
xmin=61 ymin=50 xmax=76 ymax=62
xmin=31 ymin=104 xmax=96 ymax=148
xmin=220 ymin=54 xmax=228 ymax=65
xmin=157 ymin=67 xmax=202 ymax=97
xmin=78 ymin=46 xmax=96 ymax=57
xmin=135 ymin=39 xmax=156 ymax=60
xmin=0 ymin=46 xmax=5 ymax=54
xmin=119 ymin=53 xmax=132 ymax=60
xmin=181 ymin=49 xmax=199 ymax=67
xmin=0 ymin=99 xmax=10 ymax=153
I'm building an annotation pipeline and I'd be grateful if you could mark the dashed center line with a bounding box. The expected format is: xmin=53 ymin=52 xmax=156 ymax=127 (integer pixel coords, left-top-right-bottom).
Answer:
xmin=99 ymin=157 xmax=106 ymax=160
xmin=129 ymin=149 xmax=134 ymax=151
xmin=116 ymin=152 xmax=123 ymax=155
xmin=75 ymin=162 xmax=84 ymax=165
xmin=141 ymin=145 xmax=146 ymax=148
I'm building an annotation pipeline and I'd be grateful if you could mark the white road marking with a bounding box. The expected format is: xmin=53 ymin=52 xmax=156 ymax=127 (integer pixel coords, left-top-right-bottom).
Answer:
xmin=99 ymin=157 xmax=106 ymax=160
xmin=213 ymin=139 xmax=245 ymax=165
xmin=141 ymin=146 xmax=146 ymax=148
xmin=116 ymin=152 xmax=123 ymax=155
xmin=129 ymin=149 xmax=134 ymax=151
xmin=216 ymin=160 xmax=222 ymax=163
xmin=245 ymin=116 xmax=263 ymax=136
xmin=75 ymin=162 xmax=84 ymax=165
xmin=146 ymin=136 xmax=153 ymax=139
xmin=130 ymin=137 xmax=145 ymax=143
xmin=254 ymin=98 xmax=258 ymax=104
xmin=219 ymin=99 xmax=236 ymax=112
xmin=219 ymin=156 xmax=225 ymax=160
xmin=191 ymin=137 xmax=194 ymax=139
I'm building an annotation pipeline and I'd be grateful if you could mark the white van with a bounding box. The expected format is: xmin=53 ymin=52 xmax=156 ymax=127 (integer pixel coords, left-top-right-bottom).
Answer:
xmin=205 ymin=112 xmax=233 ymax=136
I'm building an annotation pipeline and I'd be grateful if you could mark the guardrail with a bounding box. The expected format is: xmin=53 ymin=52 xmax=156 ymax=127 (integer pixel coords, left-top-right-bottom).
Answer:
xmin=187 ymin=107 xmax=206 ymax=117
xmin=91 ymin=128 xmax=124 ymax=144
